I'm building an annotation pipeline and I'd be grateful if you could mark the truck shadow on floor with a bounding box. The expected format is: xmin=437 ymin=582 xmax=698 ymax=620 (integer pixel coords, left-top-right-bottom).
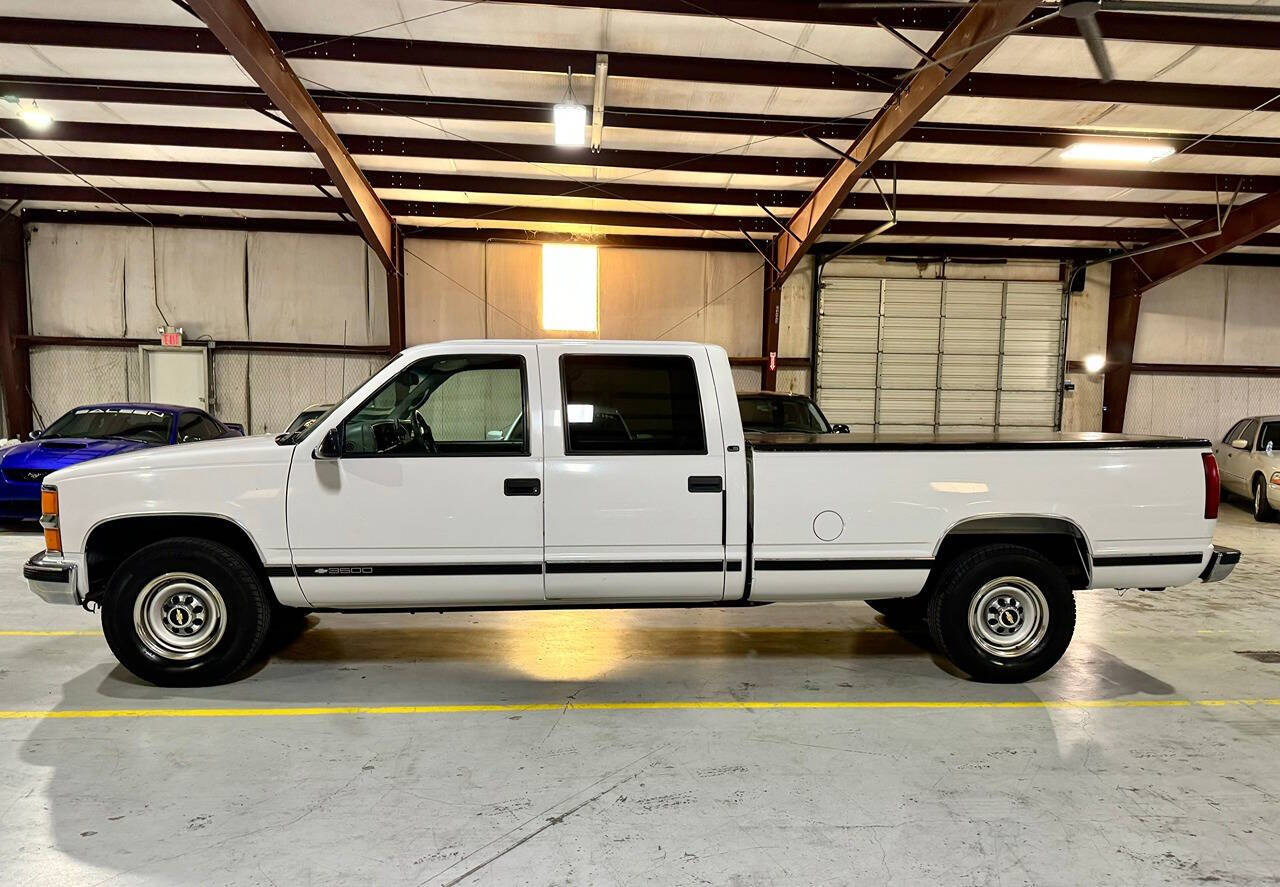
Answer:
xmin=64 ymin=613 xmax=1176 ymax=707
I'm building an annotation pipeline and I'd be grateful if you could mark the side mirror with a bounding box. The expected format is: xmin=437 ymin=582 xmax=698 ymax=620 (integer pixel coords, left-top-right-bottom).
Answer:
xmin=313 ymin=427 xmax=343 ymax=460
xmin=28 ymin=429 xmax=40 ymax=440
xmin=1231 ymin=438 xmax=1249 ymax=450
xmin=831 ymin=424 xmax=850 ymax=434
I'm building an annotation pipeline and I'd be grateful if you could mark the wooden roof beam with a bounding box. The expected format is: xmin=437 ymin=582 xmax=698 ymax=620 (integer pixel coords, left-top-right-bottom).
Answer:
xmin=184 ymin=0 xmax=394 ymax=270
xmin=772 ymin=0 xmax=1041 ymax=283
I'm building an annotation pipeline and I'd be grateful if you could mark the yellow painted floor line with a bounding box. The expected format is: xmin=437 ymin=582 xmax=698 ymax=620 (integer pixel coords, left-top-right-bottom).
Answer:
xmin=1 ymin=699 xmax=1278 ymax=720
xmin=0 ymin=629 xmax=101 ymax=637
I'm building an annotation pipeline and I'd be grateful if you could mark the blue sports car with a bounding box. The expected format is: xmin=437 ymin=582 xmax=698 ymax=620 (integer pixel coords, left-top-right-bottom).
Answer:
xmin=0 ymin=403 xmax=243 ymax=520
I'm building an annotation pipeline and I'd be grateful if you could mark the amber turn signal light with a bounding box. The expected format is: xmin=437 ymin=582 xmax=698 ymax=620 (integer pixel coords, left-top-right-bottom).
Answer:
xmin=39 ymin=486 xmax=61 ymax=554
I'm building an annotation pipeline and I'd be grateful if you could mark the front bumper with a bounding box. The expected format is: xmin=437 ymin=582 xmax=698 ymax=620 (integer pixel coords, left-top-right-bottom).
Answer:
xmin=24 ymin=551 xmax=80 ymax=605
xmin=1199 ymin=545 xmax=1240 ymax=583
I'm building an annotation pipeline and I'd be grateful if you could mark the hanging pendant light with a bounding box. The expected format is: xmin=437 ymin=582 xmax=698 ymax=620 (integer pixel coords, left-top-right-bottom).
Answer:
xmin=553 ymin=67 xmax=586 ymax=147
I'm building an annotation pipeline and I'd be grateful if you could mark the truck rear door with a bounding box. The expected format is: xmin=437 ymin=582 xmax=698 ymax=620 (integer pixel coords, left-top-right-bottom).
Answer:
xmin=538 ymin=344 xmax=728 ymax=601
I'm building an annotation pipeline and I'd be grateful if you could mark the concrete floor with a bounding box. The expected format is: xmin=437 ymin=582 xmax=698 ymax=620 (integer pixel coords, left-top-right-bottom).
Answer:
xmin=1 ymin=504 xmax=1278 ymax=886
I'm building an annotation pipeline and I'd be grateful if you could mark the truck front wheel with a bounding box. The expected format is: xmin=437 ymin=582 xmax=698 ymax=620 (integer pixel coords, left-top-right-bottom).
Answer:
xmin=926 ymin=544 xmax=1075 ymax=683
xmin=101 ymin=537 xmax=272 ymax=686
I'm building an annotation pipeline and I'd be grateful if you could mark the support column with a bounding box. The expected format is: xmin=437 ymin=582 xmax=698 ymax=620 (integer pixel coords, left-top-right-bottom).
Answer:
xmin=761 ymin=262 xmax=781 ymax=390
xmin=0 ymin=212 xmax=31 ymax=437
xmin=386 ymin=224 xmax=406 ymax=353
xmin=1102 ymin=263 xmax=1141 ymax=433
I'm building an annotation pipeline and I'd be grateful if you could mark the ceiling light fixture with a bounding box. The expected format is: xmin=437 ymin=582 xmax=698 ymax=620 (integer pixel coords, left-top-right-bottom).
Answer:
xmin=553 ymin=67 xmax=586 ymax=147
xmin=590 ymin=53 xmax=608 ymax=152
xmin=2 ymin=96 xmax=53 ymax=130
xmin=1060 ymin=141 xmax=1173 ymax=164
xmin=1083 ymin=353 xmax=1105 ymax=374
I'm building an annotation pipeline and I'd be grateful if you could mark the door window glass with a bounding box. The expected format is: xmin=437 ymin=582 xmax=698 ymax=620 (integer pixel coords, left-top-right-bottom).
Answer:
xmin=1224 ymin=420 xmax=1248 ymax=443
xmin=561 ymin=354 xmax=705 ymax=454
xmin=342 ymin=355 xmax=526 ymax=456
xmin=177 ymin=412 xmax=224 ymax=443
xmin=1240 ymin=419 xmax=1260 ymax=450
xmin=1258 ymin=422 xmax=1280 ymax=453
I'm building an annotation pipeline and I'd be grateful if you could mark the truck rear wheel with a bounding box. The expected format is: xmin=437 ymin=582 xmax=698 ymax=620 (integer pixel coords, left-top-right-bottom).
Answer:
xmin=101 ymin=537 xmax=272 ymax=687
xmin=926 ymin=544 xmax=1075 ymax=683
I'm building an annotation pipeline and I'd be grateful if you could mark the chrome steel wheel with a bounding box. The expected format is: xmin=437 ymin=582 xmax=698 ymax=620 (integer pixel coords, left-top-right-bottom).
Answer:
xmin=132 ymin=572 xmax=228 ymax=661
xmin=967 ymin=576 xmax=1049 ymax=659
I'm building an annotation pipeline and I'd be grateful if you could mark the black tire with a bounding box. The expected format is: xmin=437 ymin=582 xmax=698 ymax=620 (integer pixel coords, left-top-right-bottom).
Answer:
xmin=866 ymin=596 xmax=927 ymax=623
xmin=1253 ymin=477 xmax=1275 ymax=522
xmin=925 ymin=544 xmax=1075 ymax=683
xmin=101 ymin=537 xmax=272 ymax=687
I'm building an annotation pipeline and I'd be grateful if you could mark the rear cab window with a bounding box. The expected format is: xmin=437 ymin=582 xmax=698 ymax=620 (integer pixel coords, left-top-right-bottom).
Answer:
xmin=560 ymin=354 xmax=705 ymax=455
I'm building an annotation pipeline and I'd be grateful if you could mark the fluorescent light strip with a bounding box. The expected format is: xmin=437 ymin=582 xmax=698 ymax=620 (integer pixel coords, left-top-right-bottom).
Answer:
xmin=1061 ymin=142 xmax=1174 ymax=164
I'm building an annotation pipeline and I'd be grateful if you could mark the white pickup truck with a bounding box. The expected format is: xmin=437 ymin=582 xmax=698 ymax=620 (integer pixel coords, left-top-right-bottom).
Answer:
xmin=25 ymin=340 xmax=1238 ymax=687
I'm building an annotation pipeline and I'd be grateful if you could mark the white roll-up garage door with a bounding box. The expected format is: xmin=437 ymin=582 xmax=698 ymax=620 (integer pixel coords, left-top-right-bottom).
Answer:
xmin=816 ymin=269 xmax=1065 ymax=433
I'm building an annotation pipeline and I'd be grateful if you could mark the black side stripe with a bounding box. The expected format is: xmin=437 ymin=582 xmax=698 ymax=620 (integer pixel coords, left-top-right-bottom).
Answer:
xmin=547 ymin=560 xmax=725 ymax=574
xmin=755 ymin=558 xmax=933 ymax=571
xmin=295 ymin=564 xmax=543 ymax=577
xmin=279 ymin=560 xmax=745 ymax=577
xmin=1093 ymin=553 xmax=1203 ymax=567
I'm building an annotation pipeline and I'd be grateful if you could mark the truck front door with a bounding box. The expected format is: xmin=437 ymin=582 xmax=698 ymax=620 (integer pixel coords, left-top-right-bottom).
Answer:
xmin=539 ymin=345 xmax=728 ymax=601
xmin=285 ymin=345 xmax=544 ymax=607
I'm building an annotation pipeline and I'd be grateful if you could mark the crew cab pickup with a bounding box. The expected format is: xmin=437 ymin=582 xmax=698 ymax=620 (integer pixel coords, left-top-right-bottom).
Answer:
xmin=25 ymin=340 xmax=1239 ymax=687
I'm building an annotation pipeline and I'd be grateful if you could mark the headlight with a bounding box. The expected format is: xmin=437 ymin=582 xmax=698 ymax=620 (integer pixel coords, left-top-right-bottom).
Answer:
xmin=1271 ymin=472 xmax=1280 ymax=487
xmin=39 ymin=485 xmax=61 ymax=555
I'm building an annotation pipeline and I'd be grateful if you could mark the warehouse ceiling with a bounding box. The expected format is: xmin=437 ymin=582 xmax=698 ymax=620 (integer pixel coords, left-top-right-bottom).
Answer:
xmin=2 ymin=0 xmax=1280 ymax=260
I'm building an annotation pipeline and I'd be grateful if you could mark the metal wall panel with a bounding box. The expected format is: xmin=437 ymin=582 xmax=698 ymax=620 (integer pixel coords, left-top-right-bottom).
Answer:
xmin=1125 ymin=372 xmax=1280 ymax=441
xmin=731 ymin=365 xmax=762 ymax=392
xmin=1000 ymin=281 xmax=1065 ymax=428
xmin=29 ymin=346 xmax=134 ymax=426
xmin=816 ymin=278 xmax=880 ymax=428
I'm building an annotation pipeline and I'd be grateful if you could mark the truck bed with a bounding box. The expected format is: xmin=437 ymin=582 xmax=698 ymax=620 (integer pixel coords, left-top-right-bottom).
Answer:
xmin=745 ymin=429 xmax=1216 ymax=602
xmin=747 ymin=431 xmax=1211 ymax=451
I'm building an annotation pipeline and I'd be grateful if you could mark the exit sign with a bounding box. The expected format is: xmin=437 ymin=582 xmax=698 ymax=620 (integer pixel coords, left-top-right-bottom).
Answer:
xmin=160 ymin=327 xmax=183 ymax=347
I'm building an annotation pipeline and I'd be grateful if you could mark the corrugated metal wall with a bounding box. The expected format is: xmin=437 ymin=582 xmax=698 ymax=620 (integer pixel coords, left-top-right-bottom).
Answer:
xmin=402 ymin=239 xmax=802 ymax=393
xmin=815 ymin=258 xmax=1066 ymax=432
xmin=1125 ymin=264 xmax=1280 ymax=441
xmin=24 ymin=224 xmax=388 ymax=433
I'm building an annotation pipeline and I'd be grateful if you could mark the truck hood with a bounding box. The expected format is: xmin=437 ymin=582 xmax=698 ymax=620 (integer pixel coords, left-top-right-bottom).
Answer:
xmin=46 ymin=434 xmax=290 ymax=485
xmin=1 ymin=437 xmax=153 ymax=472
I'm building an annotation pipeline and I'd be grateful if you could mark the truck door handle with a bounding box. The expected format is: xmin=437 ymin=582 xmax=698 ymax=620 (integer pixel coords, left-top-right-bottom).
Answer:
xmin=504 ymin=478 xmax=541 ymax=496
xmin=688 ymin=475 xmax=723 ymax=493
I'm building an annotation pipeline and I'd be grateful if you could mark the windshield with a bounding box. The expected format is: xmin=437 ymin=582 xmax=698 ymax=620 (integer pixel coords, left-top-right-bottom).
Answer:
xmin=41 ymin=406 xmax=173 ymax=444
xmin=285 ymin=408 xmax=329 ymax=435
xmin=738 ymin=395 xmax=831 ymax=434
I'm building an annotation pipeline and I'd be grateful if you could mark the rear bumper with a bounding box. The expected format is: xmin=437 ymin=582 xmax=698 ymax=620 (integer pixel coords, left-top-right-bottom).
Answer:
xmin=24 ymin=551 xmax=80 ymax=605
xmin=1199 ymin=545 xmax=1240 ymax=583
